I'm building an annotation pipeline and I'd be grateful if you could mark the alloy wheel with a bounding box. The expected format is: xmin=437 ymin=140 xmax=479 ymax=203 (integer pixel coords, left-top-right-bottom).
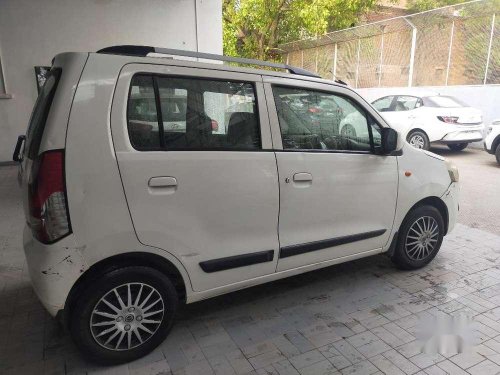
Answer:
xmin=409 ymin=134 xmax=425 ymax=149
xmin=405 ymin=216 xmax=439 ymax=261
xmin=90 ymin=283 xmax=164 ymax=351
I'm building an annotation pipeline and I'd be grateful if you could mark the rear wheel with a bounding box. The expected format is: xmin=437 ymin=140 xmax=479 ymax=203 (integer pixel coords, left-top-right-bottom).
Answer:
xmin=391 ymin=205 xmax=444 ymax=270
xmin=70 ymin=266 xmax=178 ymax=364
xmin=407 ymin=130 xmax=430 ymax=150
xmin=447 ymin=143 xmax=468 ymax=151
xmin=496 ymin=144 xmax=500 ymax=165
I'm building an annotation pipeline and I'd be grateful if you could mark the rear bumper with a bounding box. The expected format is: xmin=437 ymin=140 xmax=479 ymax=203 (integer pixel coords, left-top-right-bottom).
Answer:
xmin=440 ymin=132 xmax=483 ymax=144
xmin=439 ymin=124 xmax=484 ymax=144
xmin=23 ymin=226 xmax=88 ymax=316
xmin=441 ymin=182 xmax=459 ymax=234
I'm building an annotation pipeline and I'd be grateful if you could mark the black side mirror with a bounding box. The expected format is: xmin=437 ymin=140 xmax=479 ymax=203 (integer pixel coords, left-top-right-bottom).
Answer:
xmin=13 ymin=135 xmax=26 ymax=162
xmin=381 ymin=128 xmax=398 ymax=154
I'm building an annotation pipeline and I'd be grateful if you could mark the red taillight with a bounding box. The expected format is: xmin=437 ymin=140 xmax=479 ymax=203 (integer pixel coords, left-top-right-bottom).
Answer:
xmin=28 ymin=150 xmax=70 ymax=244
xmin=211 ymin=119 xmax=219 ymax=131
xmin=437 ymin=116 xmax=459 ymax=124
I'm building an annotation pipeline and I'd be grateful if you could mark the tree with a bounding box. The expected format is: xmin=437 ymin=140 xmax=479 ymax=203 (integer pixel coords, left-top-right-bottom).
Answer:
xmin=223 ymin=0 xmax=378 ymax=61
xmin=407 ymin=0 xmax=468 ymax=12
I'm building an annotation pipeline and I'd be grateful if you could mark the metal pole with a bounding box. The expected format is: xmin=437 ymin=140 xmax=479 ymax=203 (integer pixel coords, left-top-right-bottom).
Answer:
xmin=333 ymin=43 xmax=338 ymax=80
xmin=355 ymin=38 xmax=361 ymax=88
xmin=301 ymin=50 xmax=304 ymax=68
xmin=484 ymin=13 xmax=496 ymax=85
xmin=315 ymin=49 xmax=319 ymax=73
xmin=194 ymin=0 xmax=199 ymax=53
xmin=445 ymin=20 xmax=455 ymax=86
xmin=378 ymin=31 xmax=385 ymax=87
xmin=404 ymin=17 xmax=417 ymax=87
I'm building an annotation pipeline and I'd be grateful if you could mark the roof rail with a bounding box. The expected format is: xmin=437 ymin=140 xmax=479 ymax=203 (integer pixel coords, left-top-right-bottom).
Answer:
xmin=97 ymin=45 xmax=321 ymax=79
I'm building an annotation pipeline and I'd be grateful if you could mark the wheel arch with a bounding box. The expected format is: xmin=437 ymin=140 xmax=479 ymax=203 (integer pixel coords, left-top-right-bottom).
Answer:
xmin=406 ymin=127 xmax=429 ymax=140
xmin=492 ymin=134 xmax=500 ymax=153
xmin=406 ymin=196 xmax=449 ymax=234
xmin=62 ymin=252 xmax=187 ymax=329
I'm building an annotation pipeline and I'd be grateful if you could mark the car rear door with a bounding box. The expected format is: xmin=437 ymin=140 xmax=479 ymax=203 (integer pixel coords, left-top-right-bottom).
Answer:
xmin=111 ymin=64 xmax=279 ymax=292
xmin=264 ymin=78 xmax=398 ymax=272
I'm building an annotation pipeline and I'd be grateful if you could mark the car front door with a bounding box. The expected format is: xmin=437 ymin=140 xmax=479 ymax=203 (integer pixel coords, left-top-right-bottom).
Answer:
xmin=264 ymin=78 xmax=398 ymax=272
xmin=111 ymin=64 xmax=280 ymax=292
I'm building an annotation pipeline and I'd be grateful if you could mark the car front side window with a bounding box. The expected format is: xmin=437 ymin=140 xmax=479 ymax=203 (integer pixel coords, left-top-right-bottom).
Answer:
xmin=273 ymin=85 xmax=374 ymax=153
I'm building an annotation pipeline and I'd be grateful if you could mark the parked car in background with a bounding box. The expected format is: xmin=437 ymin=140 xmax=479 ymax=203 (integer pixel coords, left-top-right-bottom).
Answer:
xmin=484 ymin=119 xmax=500 ymax=165
xmin=370 ymin=93 xmax=484 ymax=151
xmin=14 ymin=46 xmax=459 ymax=364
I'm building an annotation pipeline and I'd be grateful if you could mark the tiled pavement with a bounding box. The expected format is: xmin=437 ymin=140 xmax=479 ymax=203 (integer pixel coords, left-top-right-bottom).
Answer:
xmin=2 ymin=165 xmax=500 ymax=374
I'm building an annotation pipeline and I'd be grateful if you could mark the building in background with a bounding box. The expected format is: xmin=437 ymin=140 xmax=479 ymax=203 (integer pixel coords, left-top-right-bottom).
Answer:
xmin=0 ymin=0 xmax=222 ymax=162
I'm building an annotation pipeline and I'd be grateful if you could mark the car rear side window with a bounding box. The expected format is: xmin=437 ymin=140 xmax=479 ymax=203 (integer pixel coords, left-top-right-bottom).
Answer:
xmin=127 ymin=74 xmax=261 ymax=151
xmin=127 ymin=75 xmax=161 ymax=150
xmin=25 ymin=68 xmax=61 ymax=160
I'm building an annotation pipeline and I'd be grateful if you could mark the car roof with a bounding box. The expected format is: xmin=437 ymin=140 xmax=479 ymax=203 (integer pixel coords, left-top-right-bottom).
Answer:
xmin=77 ymin=45 xmax=351 ymax=90
xmin=373 ymin=91 xmax=438 ymax=100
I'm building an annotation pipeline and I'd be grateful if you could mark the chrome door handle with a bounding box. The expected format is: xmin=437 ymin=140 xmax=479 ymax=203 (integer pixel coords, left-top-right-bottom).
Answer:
xmin=293 ymin=172 xmax=313 ymax=182
xmin=148 ymin=176 xmax=177 ymax=187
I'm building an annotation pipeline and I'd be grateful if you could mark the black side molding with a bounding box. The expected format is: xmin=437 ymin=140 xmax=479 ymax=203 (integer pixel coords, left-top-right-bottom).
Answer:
xmin=280 ymin=229 xmax=387 ymax=259
xmin=200 ymin=250 xmax=274 ymax=273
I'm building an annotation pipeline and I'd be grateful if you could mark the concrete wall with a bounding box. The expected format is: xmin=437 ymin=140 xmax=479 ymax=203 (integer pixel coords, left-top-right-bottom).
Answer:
xmin=357 ymin=85 xmax=500 ymax=127
xmin=0 ymin=0 xmax=222 ymax=162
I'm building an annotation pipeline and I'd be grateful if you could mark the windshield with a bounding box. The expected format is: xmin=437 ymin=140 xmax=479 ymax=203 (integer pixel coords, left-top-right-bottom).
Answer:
xmin=424 ymin=96 xmax=466 ymax=108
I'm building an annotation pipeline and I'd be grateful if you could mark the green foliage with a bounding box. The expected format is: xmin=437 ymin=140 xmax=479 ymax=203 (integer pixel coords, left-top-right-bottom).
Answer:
xmin=407 ymin=0 xmax=468 ymax=12
xmin=223 ymin=0 xmax=377 ymax=61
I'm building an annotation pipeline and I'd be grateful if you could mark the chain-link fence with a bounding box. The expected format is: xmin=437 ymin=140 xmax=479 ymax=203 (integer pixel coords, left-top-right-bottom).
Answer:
xmin=281 ymin=0 xmax=500 ymax=88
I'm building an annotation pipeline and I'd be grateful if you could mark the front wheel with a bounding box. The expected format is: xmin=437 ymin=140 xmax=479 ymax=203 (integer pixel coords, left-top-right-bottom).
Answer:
xmin=496 ymin=144 xmax=500 ymax=165
xmin=70 ymin=266 xmax=178 ymax=364
xmin=391 ymin=205 xmax=444 ymax=270
xmin=447 ymin=143 xmax=468 ymax=151
xmin=407 ymin=130 xmax=430 ymax=150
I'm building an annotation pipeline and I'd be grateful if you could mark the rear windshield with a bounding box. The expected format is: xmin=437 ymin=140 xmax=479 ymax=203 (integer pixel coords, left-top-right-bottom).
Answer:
xmin=25 ymin=68 xmax=61 ymax=159
xmin=423 ymin=96 xmax=465 ymax=108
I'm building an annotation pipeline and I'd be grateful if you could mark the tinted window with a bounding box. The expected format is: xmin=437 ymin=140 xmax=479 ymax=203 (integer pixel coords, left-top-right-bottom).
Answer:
xmin=25 ymin=68 xmax=61 ymax=159
xmin=127 ymin=75 xmax=260 ymax=150
xmin=372 ymin=96 xmax=394 ymax=112
xmin=394 ymin=96 xmax=420 ymax=111
xmin=273 ymin=86 xmax=373 ymax=152
xmin=127 ymin=75 xmax=160 ymax=150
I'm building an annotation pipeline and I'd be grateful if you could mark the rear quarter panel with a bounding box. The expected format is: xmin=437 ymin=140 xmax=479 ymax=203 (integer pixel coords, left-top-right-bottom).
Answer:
xmin=64 ymin=54 xmax=193 ymax=295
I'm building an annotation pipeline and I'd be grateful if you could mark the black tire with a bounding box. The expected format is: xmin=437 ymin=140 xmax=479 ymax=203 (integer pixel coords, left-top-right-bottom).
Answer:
xmin=391 ymin=205 xmax=444 ymax=270
xmin=496 ymin=144 xmax=500 ymax=165
xmin=406 ymin=130 xmax=430 ymax=150
xmin=70 ymin=266 xmax=178 ymax=365
xmin=447 ymin=143 xmax=468 ymax=151
xmin=341 ymin=124 xmax=357 ymax=138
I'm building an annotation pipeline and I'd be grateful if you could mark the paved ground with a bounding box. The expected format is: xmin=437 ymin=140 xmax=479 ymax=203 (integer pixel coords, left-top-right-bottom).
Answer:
xmin=0 ymin=147 xmax=500 ymax=375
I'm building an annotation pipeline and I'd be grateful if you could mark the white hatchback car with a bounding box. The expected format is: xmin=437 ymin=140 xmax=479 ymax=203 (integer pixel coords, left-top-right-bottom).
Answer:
xmin=369 ymin=94 xmax=484 ymax=151
xmin=14 ymin=46 xmax=459 ymax=364
xmin=484 ymin=119 xmax=500 ymax=165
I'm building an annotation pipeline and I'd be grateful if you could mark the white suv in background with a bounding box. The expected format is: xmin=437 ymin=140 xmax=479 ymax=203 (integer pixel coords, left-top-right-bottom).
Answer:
xmin=14 ymin=46 xmax=459 ymax=364
xmin=484 ymin=119 xmax=500 ymax=165
xmin=371 ymin=93 xmax=484 ymax=151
